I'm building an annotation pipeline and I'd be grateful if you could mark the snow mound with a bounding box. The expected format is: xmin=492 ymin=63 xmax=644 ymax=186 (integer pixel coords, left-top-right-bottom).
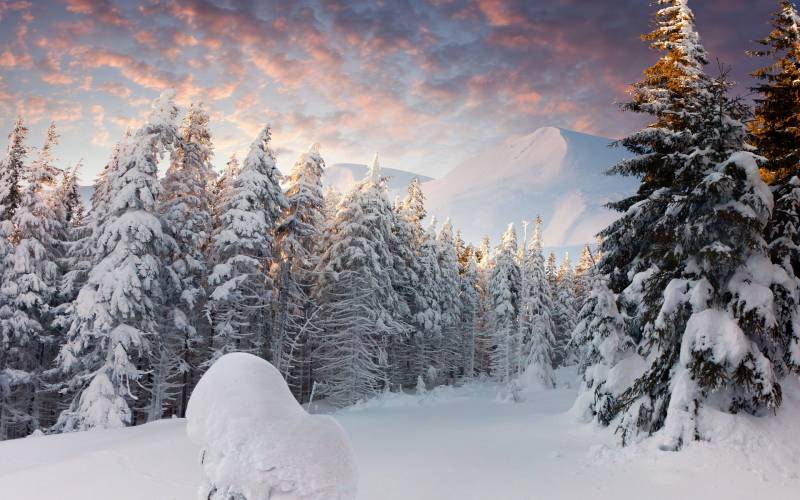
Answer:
xmin=186 ymin=353 xmax=358 ymax=500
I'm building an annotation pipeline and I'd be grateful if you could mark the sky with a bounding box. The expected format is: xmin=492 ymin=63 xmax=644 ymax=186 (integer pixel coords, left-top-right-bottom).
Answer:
xmin=0 ymin=0 xmax=779 ymax=182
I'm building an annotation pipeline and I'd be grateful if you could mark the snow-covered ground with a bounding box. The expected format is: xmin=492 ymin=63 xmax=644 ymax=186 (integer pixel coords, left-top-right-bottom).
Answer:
xmin=1 ymin=368 xmax=799 ymax=500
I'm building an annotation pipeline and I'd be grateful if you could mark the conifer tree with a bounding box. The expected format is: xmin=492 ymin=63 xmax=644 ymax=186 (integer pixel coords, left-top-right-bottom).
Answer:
xmin=573 ymin=244 xmax=595 ymax=312
xmin=0 ymin=123 xmax=62 ymax=438
xmin=474 ymin=235 xmax=493 ymax=374
xmin=436 ymin=218 xmax=462 ymax=380
xmin=750 ymin=0 xmax=800 ymax=375
xmin=313 ymin=155 xmax=407 ymax=405
xmin=518 ymin=216 xmax=555 ymax=388
xmin=0 ymin=116 xmax=28 ymax=222
xmin=55 ymin=91 xmax=178 ymax=431
xmin=158 ymin=103 xmax=216 ymax=417
xmin=589 ymin=0 xmax=790 ymax=448
xmin=207 ymin=126 xmax=287 ymax=362
xmin=552 ymin=253 xmax=578 ymax=367
xmin=274 ymin=144 xmax=325 ymax=401
xmin=488 ymin=224 xmax=521 ymax=382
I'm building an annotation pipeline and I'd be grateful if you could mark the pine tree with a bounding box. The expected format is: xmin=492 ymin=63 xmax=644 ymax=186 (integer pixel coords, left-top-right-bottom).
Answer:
xmin=750 ymin=0 xmax=800 ymax=376
xmin=518 ymin=216 xmax=555 ymax=389
xmin=207 ymin=126 xmax=287 ymax=362
xmin=589 ymin=1 xmax=790 ymax=448
xmin=545 ymin=252 xmax=557 ymax=290
xmin=436 ymin=218 xmax=462 ymax=381
xmin=0 ymin=122 xmax=63 ymax=438
xmin=313 ymin=155 xmax=407 ymax=405
xmin=274 ymin=143 xmax=325 ymax=401
xmin=474 ymin=235 xmax=493 ymax=375
xmin=572 ymin=244 xmax=595 ymax=312
xmin=571 ymin=275 xmax=632 ymax=422
xmin=54 ymin=91 xmax=179 ymax=431
xmin=0 ymin=116 xmax=28 ymax=222
xmin=158 ymin=103 xmax=216 ymax=417
xmin=552 ymin=253 xmax=578 ymax=367
xmin=459 ymin=253 xmax=480 ymax=378
xmin=386 ymin=195 xmax=420 ymax=389
xmin=488 ymin=224 xmax=521 ymax=382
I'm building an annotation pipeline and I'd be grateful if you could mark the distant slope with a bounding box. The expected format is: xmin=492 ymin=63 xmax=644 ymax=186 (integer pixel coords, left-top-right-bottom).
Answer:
xmin=325 ymin=163 xmax=433 ymax=194
xmin=422 ymin=127 xmax=637 ymax=252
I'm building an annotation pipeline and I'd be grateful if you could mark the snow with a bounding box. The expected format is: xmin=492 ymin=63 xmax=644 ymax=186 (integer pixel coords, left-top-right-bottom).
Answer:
xmin=3 ymin=367 xmax=800 ymax=500
xmin=186 ymin=353 xmax=357 ymax=500
xmin=422 ymin=127 xmax=637 ymax=253
xmin=323 ymin=163 xmax=432 ymax=195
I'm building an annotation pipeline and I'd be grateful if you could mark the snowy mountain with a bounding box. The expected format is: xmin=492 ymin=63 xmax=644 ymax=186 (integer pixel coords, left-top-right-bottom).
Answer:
xmin=423 ymin=127 xmax=637 ymax=252
xmin=325 ymin=163 xmax=433 ymax=194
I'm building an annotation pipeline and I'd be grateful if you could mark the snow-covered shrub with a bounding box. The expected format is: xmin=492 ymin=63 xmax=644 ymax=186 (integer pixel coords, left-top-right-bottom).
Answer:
xmin=186 ymin=353 xmax=357 ymax=500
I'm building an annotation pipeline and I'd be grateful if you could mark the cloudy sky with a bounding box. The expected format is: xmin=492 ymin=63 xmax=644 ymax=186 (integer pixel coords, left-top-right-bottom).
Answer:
xmin=0 ymin=0 xmax=777 ymax=181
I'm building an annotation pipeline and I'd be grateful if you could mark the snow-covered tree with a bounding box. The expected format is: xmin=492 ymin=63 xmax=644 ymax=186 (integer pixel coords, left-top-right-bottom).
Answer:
xmin=313 ymin=155 xmax=407 ymax=405
xmin=750 ymin=0 xmax=800 ymax=376
xmin=552 ymin=253 xmax=578 ymax=367
xmin=572 ymin=245 xmax=594 ymax=312
xmin=274 ymin=144 xmax=325 ymax=401
xmin=436 ymin=218 xmax=462 ymax=381
xmin=54 ymin=91 xmax=178 ymax=432
xmin=518 ymin=216 xmax=555 ymax=388
xmin=158 ymin=103 xmax=216 ymax=417
xmin=0 ymin=122 xmax=63 ymax=438
xmin=0 ymin=116 xmax=28 ymax=223
xmin=474 ymin=235 xmax=493 ymax=375
xmin=206 ymin=126 xmax=287 ymax=363
xmin=458 ymin=245 xmax=479 ymax=378
xmin=571 ymin=275 xmax=633 ymax=422
xmin=488 ymin=224 xmax=520 ymax=382
xmin=591 ymin=1 xmax=791 ymax=448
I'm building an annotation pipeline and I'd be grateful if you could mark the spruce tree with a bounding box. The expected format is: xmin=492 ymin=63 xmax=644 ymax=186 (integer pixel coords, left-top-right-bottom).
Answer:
xmin=488 ymin=224 xmax=521 ymax=382
xmin=0 ymin=122 xmax=62 ymax=438
xmin=274 ymin=144 xmax=325 ymax=401
xmin=54 ymin=91 xmax=178 ymax=431
xmin=552 ymin=253 xmax=578 ymax=367
xmin=750 ymin=0 xmax=800 ymax=375
xmin=518 ymin=216 xmax=555 ymax=389
xmin=158 ymin=103 xmax=216 ymax=417
xmin=313 ymin=155 xmax=407 ymax=405
xmin=589 ymin=0 xmax=790 ymax=448
xmin=0 ymin=116 xmax=28 ymax=222
xmin=436 ymin=218 xmax=462 ymax=381
xmin=207 ymin=126 xmax=287 ymax=362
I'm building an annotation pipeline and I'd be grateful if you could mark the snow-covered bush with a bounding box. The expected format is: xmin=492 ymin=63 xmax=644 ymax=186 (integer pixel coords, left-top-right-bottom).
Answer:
xmin=186 ymin=353 xmax=357 ymax=500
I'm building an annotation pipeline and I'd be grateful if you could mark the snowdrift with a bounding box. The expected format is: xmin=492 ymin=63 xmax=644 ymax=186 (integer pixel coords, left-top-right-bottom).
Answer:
xmin=186 ymin=353 xmax=358 ymax=500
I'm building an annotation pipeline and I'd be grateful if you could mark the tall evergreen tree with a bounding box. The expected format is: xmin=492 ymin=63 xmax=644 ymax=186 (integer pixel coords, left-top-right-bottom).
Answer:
xmin=54 ymin=91 xmax=178 ymax=431
xmin=488 ymin=224 xmax=521 ymax=382
xmin=750 ymin=0 xmax=800 ymax=376
xmin=206 ymin=126 xmax=287 ymax=362
xmin=158 ymin=103 xmax=216 ymax=417
xmin=518 ymin=216 xmax=555 ymax=388
xmin=0 ymin=123 xmax=63 ymax=438
xmin=0 ymin=116 xmax=28 ymax=222
xmin=587 ymin=1 xmax=790 ymax=448
xmin=436 ymin=218 xmax=462 ymax=381
xmin=552 ymin=253 xmax=578 ymax=367
xmin=313 ymin=155 xmax=407 ymax=405
xmin=274 ymin=143 xmax=325 ymax=401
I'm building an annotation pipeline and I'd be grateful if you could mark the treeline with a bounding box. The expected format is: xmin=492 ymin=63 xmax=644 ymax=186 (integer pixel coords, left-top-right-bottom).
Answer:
xmin=572 ymin=0 xmax=800 ymax=449
xmin=0 ymin=93 xmax=588 ymax=440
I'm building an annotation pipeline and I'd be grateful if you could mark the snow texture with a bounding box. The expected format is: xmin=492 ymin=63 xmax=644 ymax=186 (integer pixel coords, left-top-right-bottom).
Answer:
xmin=186 ymin=353 xmax=357 ymax=500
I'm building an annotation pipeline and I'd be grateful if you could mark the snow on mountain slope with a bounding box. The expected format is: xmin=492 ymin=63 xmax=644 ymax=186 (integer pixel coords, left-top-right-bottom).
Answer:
xmin=2 ymin=369 xmax=800 ymax=500
xmin=325 ymin=163 xmax=433 ymax=194
xmin=423 ymin=127 xmax=637 ymax=251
